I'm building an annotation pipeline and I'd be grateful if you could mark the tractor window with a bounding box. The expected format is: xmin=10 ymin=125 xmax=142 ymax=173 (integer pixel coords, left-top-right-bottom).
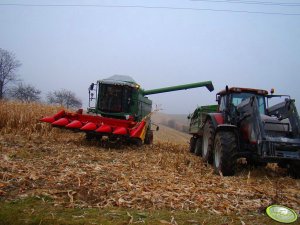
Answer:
xmin=219 ymin=96 xmax=227 ymax=112
xmin=231 ymin=93 xmax=266 ymax=114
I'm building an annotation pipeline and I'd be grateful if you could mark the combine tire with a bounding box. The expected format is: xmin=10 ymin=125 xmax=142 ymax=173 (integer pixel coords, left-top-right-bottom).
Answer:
xmin=189 ymin=137 xmax=196 ymax=153
xmin=213 ymin=131 xmax=237 ymax=176
xmin=202 ymin=120 xmax=214 ymax=164
xmin=132 ymin=138 xmax=143 ymax=146
xmin=144 ymin=130 xmax=153 ymax=145
xmin=194 ymin=138 xmax=202 ymax=156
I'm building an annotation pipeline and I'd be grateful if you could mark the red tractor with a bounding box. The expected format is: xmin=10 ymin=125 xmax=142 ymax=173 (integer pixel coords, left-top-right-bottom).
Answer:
xmin=188 ymin=86 xmax=300 ymax=177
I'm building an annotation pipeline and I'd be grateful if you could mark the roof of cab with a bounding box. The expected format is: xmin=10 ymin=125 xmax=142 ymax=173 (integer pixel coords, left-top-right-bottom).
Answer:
xmin=217 ymin=87 xmax=268 ymax=95
xmin=99 ymin=75 xmax=139 ymax=87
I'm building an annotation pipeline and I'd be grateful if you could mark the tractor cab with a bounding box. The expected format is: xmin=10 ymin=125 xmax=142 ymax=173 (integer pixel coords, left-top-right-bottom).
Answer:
xmin=216 ymin=87 xmax=269 ymax=125
xmin=216 ymin=87 xmax=268 ymax=115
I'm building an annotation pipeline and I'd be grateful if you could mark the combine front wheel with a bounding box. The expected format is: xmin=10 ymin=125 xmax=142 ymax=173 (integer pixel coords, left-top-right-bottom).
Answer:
xmin=213 ymin=131 xmax=237 ymax=176
xmin=144 ymin=129 xmax=153 ymax=145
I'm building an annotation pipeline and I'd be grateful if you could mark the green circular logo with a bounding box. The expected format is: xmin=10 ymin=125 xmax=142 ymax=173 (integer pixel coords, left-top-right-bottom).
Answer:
xmin=266 ymin=205 xmax=298 ymax=223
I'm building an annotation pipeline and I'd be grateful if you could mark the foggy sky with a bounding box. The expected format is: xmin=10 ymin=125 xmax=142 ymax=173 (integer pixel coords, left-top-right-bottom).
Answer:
xmin=1 ymin=0 xmax=299 ymax=114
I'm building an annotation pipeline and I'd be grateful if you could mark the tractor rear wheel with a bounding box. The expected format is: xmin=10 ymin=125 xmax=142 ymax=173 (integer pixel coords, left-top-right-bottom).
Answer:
xmin=189 ymin=137 xmax=196 ymax=153
xmin=194 ymin=137 xmax=202 ymax=156
xmin=213 ymin=131 xmax=237 ymax=176
xmin=202 ymin=120 xmax=214 ymax=164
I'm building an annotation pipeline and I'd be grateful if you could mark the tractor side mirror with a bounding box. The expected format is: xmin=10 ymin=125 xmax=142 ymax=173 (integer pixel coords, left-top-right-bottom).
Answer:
xmin=89 ymin=83 xmax=95 ymax=91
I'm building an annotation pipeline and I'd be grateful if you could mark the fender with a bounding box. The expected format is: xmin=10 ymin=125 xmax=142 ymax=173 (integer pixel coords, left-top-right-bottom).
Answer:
xmin=216 ymin=124 xmax=238 ymax=133
xmin=206 ymin=113 xmax=224 ymax=129
xmin=205 ymin=113 xmax=238 ymax=135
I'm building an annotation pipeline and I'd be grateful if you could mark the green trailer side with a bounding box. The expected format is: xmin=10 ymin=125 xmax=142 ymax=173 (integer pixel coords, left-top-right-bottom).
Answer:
xmin=188 ymin=105 xmax=218 ymax=134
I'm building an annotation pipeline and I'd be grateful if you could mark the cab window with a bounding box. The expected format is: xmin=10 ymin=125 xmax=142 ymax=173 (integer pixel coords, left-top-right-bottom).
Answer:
xmin=231 ymin=93 xmax=266 ymax=114
xmin=219 ymin=95 xmax=227 ymax=112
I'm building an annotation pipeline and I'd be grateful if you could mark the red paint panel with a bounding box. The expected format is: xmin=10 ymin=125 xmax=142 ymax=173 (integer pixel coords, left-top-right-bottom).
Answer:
xmin=40 ymin=116 xmax=55 ymax=123
xmin=96 ymin=125 xmax=112 ymax=133
xmin=81 ymin=122 xmax=97 ymax=131
xmin=113 ymin=127 xmax=128 ymax=135
xmin=52 ymin=118 xmax=69 ymax=126
xmin=53 ymin=110 xmax=65 ymax=120
xmin=66 ymin=120 xmax=82 ymax=129
xmin=213 ymin=113 xmax=224 ymax=125
xmin=130 ymin=121 xmax=146 ymax=138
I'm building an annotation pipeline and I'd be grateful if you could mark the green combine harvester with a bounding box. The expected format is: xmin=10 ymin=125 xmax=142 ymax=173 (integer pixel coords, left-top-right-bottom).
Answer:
xmin=41 ymin=75 xmax=214 ymax=145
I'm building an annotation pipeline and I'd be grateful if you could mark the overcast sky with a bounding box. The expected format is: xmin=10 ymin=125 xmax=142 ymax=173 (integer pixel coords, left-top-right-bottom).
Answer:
xmin=1 ymin=0 xmax=300 ymax=114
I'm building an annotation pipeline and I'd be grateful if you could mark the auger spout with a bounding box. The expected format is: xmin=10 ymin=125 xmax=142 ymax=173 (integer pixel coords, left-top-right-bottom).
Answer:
xmin=142 ymin=81 xmax=214 ymax=96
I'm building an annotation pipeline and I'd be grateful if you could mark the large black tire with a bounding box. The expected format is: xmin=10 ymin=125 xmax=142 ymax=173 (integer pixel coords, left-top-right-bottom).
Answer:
xmin=288 ymin=161 xmax=300 ymax=179
xmin=213 ymin=131 xmax=237 ymax=176
xmin=132 ymin=138 xmax=143 ymax=146
xmin=194 ymin=138 xmax=202 ymax=156
xmin=202 ymin=120 xmax=214 ymax=164
xmin=189 ymin=137 xmax=196 ymax=153
xmin=144 ymin=129 xmax=153 ymax=145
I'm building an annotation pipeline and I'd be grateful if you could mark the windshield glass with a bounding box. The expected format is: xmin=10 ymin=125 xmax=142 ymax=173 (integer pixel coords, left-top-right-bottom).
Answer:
xmin=98 ymin=84 xmax=132 ymax=113
xmin=232 ymin=93 xmax=266 ymax=114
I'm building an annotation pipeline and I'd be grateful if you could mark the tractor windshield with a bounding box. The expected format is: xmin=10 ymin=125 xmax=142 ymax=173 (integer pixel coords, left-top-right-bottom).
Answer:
xmin=231 ymin=93 xmax=266 ymax=114
xmin=98 ymin=84 xmax=132 ymax=113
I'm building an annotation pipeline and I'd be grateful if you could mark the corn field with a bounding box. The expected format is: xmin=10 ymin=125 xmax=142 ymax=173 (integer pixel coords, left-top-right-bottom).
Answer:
xmin=0 ymin=101 xmax=299 ymax=216
xmin=0 ymin=101 xmax=62 ymax=133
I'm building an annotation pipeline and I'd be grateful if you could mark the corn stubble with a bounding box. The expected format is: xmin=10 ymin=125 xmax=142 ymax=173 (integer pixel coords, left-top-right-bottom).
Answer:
xmin=0 ymin=101 xmax=299 ymax=215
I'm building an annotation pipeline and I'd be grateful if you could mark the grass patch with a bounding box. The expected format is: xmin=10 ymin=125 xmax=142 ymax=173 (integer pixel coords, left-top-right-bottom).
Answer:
xmin=0 ymin=197 xmax=286 ymax=225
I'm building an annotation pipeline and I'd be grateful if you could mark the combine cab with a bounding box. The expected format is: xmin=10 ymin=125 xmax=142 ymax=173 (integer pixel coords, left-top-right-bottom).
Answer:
xmin=41 ymin=75 xmax=214 ymax=145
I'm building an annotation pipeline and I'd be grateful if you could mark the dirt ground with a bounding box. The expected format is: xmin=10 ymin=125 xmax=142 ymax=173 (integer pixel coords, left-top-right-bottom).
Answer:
xmin=0 ymin=130 xmax=299 ymax=217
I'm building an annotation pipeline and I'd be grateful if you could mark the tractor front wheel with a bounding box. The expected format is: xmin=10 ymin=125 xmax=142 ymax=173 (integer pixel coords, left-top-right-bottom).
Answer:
xmin=213 ymin=131 xmax=237 ymax=176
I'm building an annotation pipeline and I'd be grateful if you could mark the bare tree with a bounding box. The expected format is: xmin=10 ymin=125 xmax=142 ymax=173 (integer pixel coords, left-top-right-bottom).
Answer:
xmin=47 ymin=89 xmax=82 ymax=109
xmin=9 ymin=83 xmax=41 ymax=103
xmin=0 ymin=48 xmax=21 ymax=99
